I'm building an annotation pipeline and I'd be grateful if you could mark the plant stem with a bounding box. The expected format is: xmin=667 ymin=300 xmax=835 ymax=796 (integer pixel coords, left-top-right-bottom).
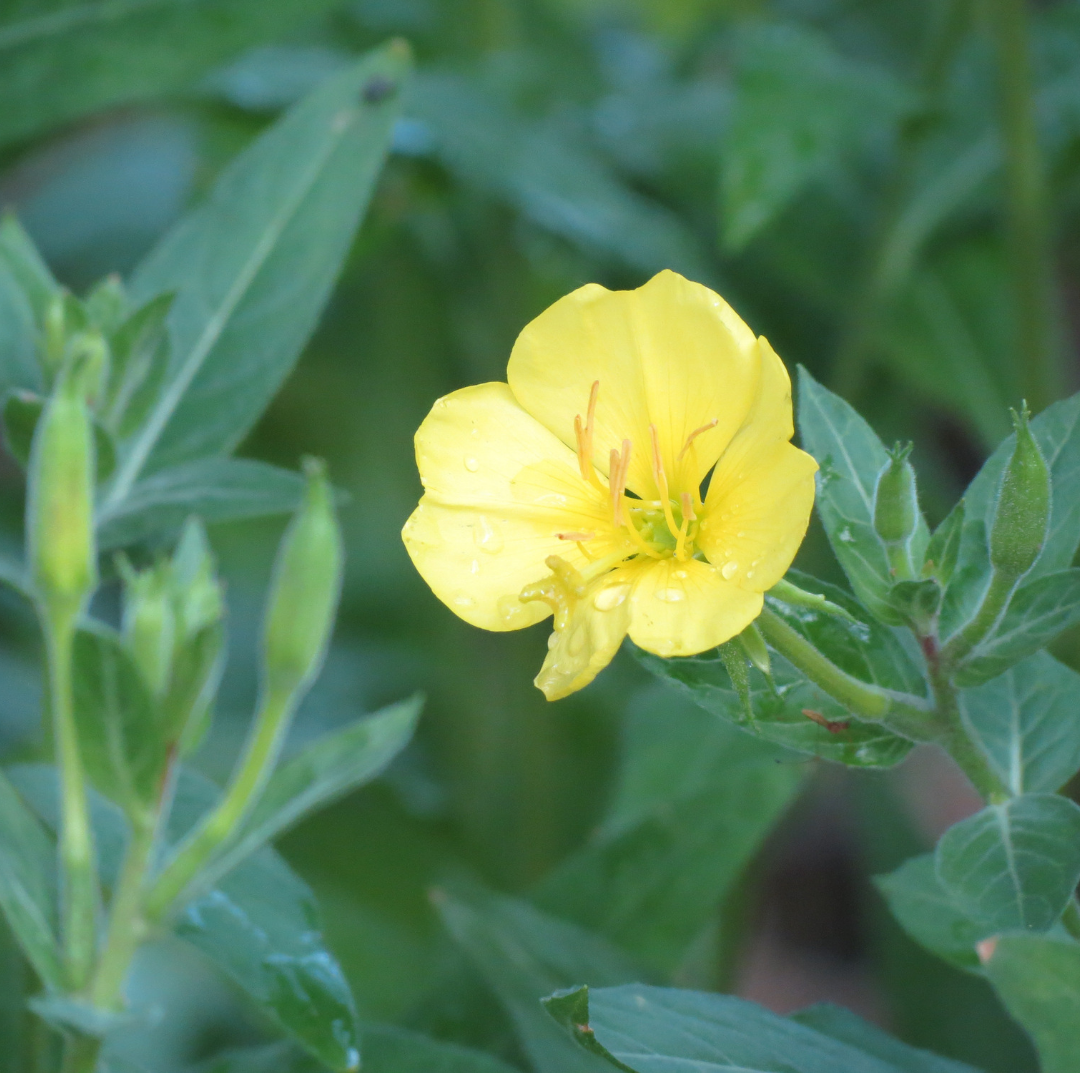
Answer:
xmin=987 ymin=0 xmax=1063 ymax=411
xmin=941 ymin=567 xmax=1018 ymax=668
xmin=88 ymin=816 xmax=156 ymax=1012
xmin=756 ymin=607 xmax=935 ymax=740
xmin=144 ymin=685 xmax=296 ymax=920
xmin=43 ymin=605 xmax=98 ymax=993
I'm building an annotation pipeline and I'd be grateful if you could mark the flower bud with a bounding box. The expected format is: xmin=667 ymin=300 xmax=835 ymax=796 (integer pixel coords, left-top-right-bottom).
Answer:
xmin=874 ymin=442 xmax=919 ymax=549
xmin=41 ymin=293 xmax=67 ymax=379
xmin=261 ymin=458 xmax=343 ymax=697
xmin=990 ymin=405 xmax=1050 ymax=578
xmin=27 ymin=362 xmax=97 ymax=611
xmin=65 ymin=330 xmax=109 ymax=407
xmin=120 ymin=559 xmax=176 ymax=698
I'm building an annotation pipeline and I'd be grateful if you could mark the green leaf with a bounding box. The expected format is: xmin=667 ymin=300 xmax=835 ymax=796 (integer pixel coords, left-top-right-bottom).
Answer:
xmin=0 ymin=0 xmax=345 ymax=148
xmin=104 ymin=42 xmax=410 ymax=511
xmin=953 ymin=569 xmax=1080 ymax=687
xmin=943 ymin=388 xmax=1080 ymax=638
xmin=959 ymin=650 xmax=1080 ymax=796
xmin=874 ymin=853 xmax=983 ymax=969
xmin=547 ymin=983 xmax=935 ymax=1071
xmin=788 ymin=1001 xmax=975 ymax=1071
xmin=189 ymin=695 xmax=422 ymax=896
xmin=411 ymin=72 xmax=709 ymax=279
xmin=359 ymin=1022 xmax=514 ymax=1072
xmin=721 ymin=23 xmax=908 ymax=251
xmin=0 ymin=768 xmax=62 ymax=990
xmin=533 ymin=685 xmax=804 ymax=973
xmin=0 ymin=214 xmax=57 ymax=325
xmin=0 ymin=261 xmax=40 ymax=397
xmin=923 ymin=498 xmax=964 ymax=585
xmin=796 ymin=367 xmax=928 ymax=623
xmin=935 ymin=794 xmax=1080 ymax=933
xmin=434 ymin=882 xmax=645 ymax=1072
xmin=96 ymin=457 xmax=306 ymax=550
xmin=168 ymin=769 xmax=360 ymax=1072
xmin=985 ymin=934 xmax=1080 ymax=1071
xmin=71 ymin=627 xmax=164 ymax=815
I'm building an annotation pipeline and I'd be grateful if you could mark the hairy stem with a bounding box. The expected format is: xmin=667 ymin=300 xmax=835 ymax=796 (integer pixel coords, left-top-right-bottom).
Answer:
xmin=144 ymin=685 xmax=295 ymax=920
xmin=43 ymin=605 xmax=98 ymax=993
xmin=987 ymin=0 xmax=1063 ymax=411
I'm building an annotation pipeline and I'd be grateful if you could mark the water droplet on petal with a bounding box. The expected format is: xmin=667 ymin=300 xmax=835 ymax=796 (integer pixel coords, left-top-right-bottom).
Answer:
xmin=746 ymin=570 xmax=755 ymax=579
xmin=464 ymin=456 xmax=479 ymax=472
xmin=473 ymin=516 xmax=504 ymax=554
xmin=548 ymin=631 xmax=560 ymax=649
xmin=594 ymin=583 xmax=630 ymax=611
xmin=454 ymin=595 xmax=475 ymax=608
xmin=673 ymin=569 xmax=687 ymax=579
xmin=470 ymin=559 xmax=480 ymax=574
xmin=655 ymin=588 xmax=685 ymax=603
xmin=721 ymin=561 xmax=738 ymax=579
xmin=498 ymin=596 xmax=524 ymax=623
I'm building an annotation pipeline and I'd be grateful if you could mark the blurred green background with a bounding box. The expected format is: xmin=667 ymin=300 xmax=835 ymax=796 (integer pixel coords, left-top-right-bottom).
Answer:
xmin=4 ymin=0 xmax=1080 ymax=1070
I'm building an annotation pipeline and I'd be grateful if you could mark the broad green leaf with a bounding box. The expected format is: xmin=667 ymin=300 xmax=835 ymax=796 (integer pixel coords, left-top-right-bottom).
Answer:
xmin=721 ymin=23 xmax=908 ymax=251
xmin=0 ymin=215 xmax=57 ymax=325
xmin=359 ymin=1023 xmax=514 ymax=1072
xmin=953 ymin=569 xmax=1080 ymax=687
xmin=434 ymin=882 xmax=645 ymax=1072
xmin=103 ymin=42 xmax=411 ymax=511
xmin=71 ymin=627 xmax=164 ymax=815
xmin=985 ymin=934 xmax=1080 ymax=1071
xmin=942 ymin=388 xmax=1080 ymax=637
xmin=189 ymin=695 xmax=422 ymax=896
xmin=874 ymin=853 xmax=983 ymax=969
xmin=789 ymin=1001 xmax=975 ymax=1071
xmin=168 ymin=769 xmax=360 ymax=1072
xmin=959 ymin=650 xmax=1080 ymax=796
xmin=410 ymin=72 xmax=709 ymax=280
xmin=96 ymin=457 xmax=306 ymax=550
xmin=935 ymin=794 xmax=1080 ymax=933
xmin=0 ymin=768 xmax=62 ymax=990
xmin=533 ymin=685 xmax=804 ymax=972
xmin=546 ymin=983 xmax=927 ymax=1071
xmin=0 ymin=0 xmax=343 ymax=148
xmin=796 ymin=367 xmax=929 ymax=622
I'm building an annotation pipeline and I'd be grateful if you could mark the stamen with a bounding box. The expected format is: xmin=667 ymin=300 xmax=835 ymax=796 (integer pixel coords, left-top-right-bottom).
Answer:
xmin=680 ymin=491 xmax=697 ymax=522
xmin=609 ymin=447 xmax=623 ymax=525
xmin=649 ymin=424 xmax=681 ymax=539
xmin=575 ymin=381 xmax=606 ymax=493
xmin=677 ymin=418 xmax=719 ymax=462
xmin=675 ymin=516 xmax=691 ymax=561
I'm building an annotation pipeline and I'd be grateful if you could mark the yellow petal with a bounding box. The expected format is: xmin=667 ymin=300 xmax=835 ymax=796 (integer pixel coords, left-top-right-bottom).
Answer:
xmin=534 ymin=570 xmax=633 ymax=700
xmin=626 ymin=557 xmax=763 ymax=656
xmin=507 ymin=270 xmax=760 ymax=499
xmin=696 ymin=337 xmax=818 ymax=592
xmin=697 ymin=441 xmax=818 ymax=592
xmin=402 ymin=382 xmax=615 ymax=631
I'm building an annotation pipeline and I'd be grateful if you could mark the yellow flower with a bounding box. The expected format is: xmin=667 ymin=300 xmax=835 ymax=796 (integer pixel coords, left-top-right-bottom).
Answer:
xmin=402 ymin=270 xmax=818 ymax=700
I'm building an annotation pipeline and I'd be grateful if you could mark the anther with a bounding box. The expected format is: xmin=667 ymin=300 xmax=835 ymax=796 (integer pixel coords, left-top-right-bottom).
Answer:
xmin=680 ymin=492 xmax=696 ymax=522
xmin=677 ymin=418 xmax=719 ymax=462
xmin=557 ymin=531 xmax=595 ymax=541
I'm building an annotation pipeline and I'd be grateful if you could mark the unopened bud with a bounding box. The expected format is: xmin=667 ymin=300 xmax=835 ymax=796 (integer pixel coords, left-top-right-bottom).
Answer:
xmin=27 ymin=364 xmax=97 ymax=611
xmin=874 ymin=443 xmax=919 ymax=549
xmin=171 ymin=519 xmax=224 ymax=637
xmin=261 ymin=459 xmax=343 ymax=697
xmin=990 ymin=405 xmax=1049 ymax=578
xmin=65 ymin=331 xmax=109 ymax=406
xmin=120 ymin=559 xmax=175 ymax=698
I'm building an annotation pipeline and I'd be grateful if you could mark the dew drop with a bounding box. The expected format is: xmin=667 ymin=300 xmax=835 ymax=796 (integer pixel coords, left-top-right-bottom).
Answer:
xmin=470 ymin=559 xmax=480 ymax=574
xmin=839 ymin=526 xmax=853 ymax=543
xmin=746 ymin=570 xmax=755 ymax=579
xmin=721 ymin=561 xmax=738 ymax=579
xmin=454 ymin=595 xmax=476 ymax=608
xmin=464 ymin=456 xmax=479 ymax=472
xmin=655 ymin=588 xmax=686 ymax=603
xmin=593 ymin=583 xmax=630 ymax=611
xmin=673 ymin=569 xmax=688 ymax=579
xmin=473 ymin=516 xmax=504 ymax=554
xmin=548 ymin=632 xmax=560 ymax=649
xmin=498 ymin=596 xmax=524 ymax=623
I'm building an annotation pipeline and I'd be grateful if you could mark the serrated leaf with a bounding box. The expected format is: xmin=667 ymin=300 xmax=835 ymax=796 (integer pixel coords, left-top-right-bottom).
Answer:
xmin=549 ymin=983 xmax=936 ymax=1072
xmin=102 ymin=43 xmax=410 ymax=512
xmin=953 ymin=569 xmax=1080 ymax=687
xmin=0 ymin=0 xmax=345 ymax=148
xmin=959 ymin=650 xmax=1080 ymax=796
xmin=935 ymin=794 xmax=1080 ymax=934
xmin=532 ymin=685 xmax=804 ymax=973
xmin=796 ymin=368 xmax=928 ymax=622
xmin=71 ymin=627 xmax=164 ymax=815
xmin=188 ymin=696 xmax=421 ymax=898
xmin=985 ymin=934 xmax=1080 ymax=1071
xmin=96 ymin=457 xmax=306 ymax=550
xmin=434 ymin=882 xmax=645 ymax=1072
xmin=168 ymin=769 xmax=360 ymax=1072
xmin=874 ymin=853 xmax=983 ymax=969
xmin=0 ymin=768 xmax=62 ymax=990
